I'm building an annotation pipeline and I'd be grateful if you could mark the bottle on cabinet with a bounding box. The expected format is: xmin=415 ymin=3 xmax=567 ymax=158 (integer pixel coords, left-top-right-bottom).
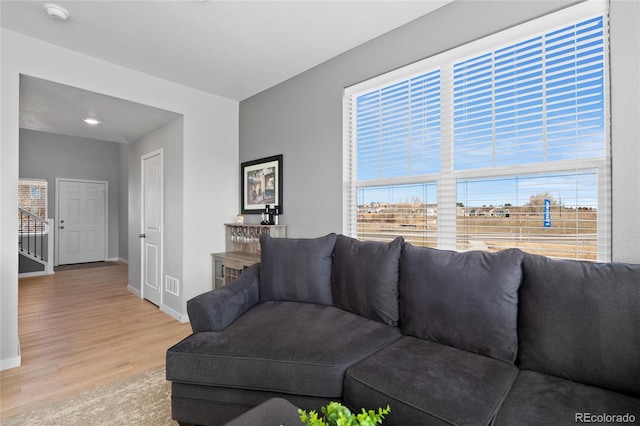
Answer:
xmin=261 ymin=204 xmax=271 ymax=225
xmin=260 ymin=204 xmax=280 ymax=225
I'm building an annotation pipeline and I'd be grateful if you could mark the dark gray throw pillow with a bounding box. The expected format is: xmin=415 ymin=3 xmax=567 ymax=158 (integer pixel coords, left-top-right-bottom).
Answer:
xmin=400 ymin=244 xmax=524 ymax=363
xmin=260 ymin=233 xmax=337 ymax=305
xmin=332 ymin=235 xmax=403 ymax=326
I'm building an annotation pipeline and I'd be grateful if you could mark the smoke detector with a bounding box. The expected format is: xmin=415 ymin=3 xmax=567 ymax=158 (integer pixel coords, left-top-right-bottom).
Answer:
xmin=44 ymin=3 xmax=70 ymax=21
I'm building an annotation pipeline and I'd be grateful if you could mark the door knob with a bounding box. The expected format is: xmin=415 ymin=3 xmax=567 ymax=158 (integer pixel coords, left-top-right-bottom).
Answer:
xmin=139 ymin=234 xmax=146 ymax=238
xmin=59 ymin=226 xmax=65 ymax=229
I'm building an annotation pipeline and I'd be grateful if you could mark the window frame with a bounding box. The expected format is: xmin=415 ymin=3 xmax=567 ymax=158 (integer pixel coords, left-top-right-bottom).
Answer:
xmin=343 ymin=0 xmax=611 ymax=260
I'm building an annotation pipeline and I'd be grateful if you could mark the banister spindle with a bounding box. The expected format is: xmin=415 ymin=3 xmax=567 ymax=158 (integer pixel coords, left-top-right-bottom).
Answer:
xmin=19 ymin=212 xmax=24 ymax=251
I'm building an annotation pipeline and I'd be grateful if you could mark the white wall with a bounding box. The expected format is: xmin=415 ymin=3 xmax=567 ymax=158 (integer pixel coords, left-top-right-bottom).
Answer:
xmin=1 ymin=29 xmax=239 ymax=369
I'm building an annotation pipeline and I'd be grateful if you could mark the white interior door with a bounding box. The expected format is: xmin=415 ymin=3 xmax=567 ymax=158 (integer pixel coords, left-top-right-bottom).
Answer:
xmin=57 ymin=180 xmax=107 ymax=265
xmin=141 ymin=150 xmax=163 ymax=306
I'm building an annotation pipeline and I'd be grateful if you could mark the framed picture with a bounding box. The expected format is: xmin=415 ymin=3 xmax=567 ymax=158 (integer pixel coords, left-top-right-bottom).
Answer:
xmin=241 ymin=154 xmax=283 ymax=214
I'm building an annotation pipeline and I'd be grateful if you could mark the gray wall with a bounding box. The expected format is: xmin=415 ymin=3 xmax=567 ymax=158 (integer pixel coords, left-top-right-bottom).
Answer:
xmin=240 ymin=0 xmax=640 ymax=263
xmin=19 ymin=128 xmax=122 ymax=261
xmin=127 ymin=116 xmax=184 ymax=315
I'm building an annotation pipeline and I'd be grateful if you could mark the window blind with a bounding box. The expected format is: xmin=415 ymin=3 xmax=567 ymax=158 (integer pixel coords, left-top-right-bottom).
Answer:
xmin=356 ymin=69 xmax=441 ymax=180
xmin=344 ymin=1 xmax=610 ymax=261
xmin=454 ymin=15 xmax=606 ymax=170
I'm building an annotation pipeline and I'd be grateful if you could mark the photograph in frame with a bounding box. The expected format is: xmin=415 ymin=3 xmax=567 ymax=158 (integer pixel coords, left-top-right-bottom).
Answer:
xmin=241 ymin=154 xmax=283 ymax=214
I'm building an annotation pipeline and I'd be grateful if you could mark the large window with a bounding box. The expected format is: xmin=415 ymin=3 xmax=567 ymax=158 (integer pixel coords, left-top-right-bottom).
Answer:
xmin=344 ymin=1 xmax=610 ymax=261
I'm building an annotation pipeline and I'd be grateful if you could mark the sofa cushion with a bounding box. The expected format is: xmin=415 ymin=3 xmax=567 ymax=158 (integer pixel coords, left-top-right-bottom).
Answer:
xmin=400 ymin=245 xmax=524 ymax=363
xmin=171 ymin=383 xmax=334 ymax=426
xmin=166 ymin=301 xmax=401 ymax=398
xmin=332 ymin=235 xmax=403 ymax=326
xmin=344 ymin=337 xmax=519 ymax=426
xmin=517 ymin=253 xmax=640 ymax=398
xmin=494 ymin=370 xmax=640 ymax=426
xmin=259 ymin=233 xmax=337 ymax=305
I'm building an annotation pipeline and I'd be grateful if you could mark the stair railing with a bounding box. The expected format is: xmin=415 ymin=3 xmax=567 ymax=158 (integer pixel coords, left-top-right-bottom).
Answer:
xmin=18 ymin=208 xmax=51 ymax=270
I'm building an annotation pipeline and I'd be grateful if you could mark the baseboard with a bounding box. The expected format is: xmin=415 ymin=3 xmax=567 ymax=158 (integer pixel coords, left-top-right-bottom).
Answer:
xmin=161 ymin=304 xmax=190 ymax=324
xmin=108 ymin=257 xmax=128 ymax=264
xmin=127 ymin=285 xmax=141 ymax=298
xmin=19 ymin=270 xmax=54 ymax=278
xmin=0 ymin=355 xmax=21 ymax=371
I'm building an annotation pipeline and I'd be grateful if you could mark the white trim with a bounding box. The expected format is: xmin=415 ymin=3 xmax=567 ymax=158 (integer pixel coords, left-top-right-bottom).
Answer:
xmin=0 ymin=355 xmax=22 ymax=371
xmin=160 ymin=304 xmax=189 ymax=324
xmin=342 ymin=94 xmax=357 ymax=236
xmin=18 ymin=270 xmax=54 ymax=278
xmin=55 ymin=178 xmax=109 ymax=265
xmin=46 ymin=218 xmax=54 ymax=274
xmin=127 ymin=284 xmax=141 ymax=298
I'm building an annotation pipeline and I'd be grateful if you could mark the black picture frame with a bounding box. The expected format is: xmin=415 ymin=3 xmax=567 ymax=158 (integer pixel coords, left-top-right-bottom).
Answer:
xmin=241 ymin=154 xmax=283 ymax=214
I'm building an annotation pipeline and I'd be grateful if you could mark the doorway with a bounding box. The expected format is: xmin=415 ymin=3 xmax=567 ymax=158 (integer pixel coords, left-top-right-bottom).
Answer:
xmin=56 ymin=179 xmax=107 ymax=265
xmin=141 ymin=150 xmax=163 ymax=306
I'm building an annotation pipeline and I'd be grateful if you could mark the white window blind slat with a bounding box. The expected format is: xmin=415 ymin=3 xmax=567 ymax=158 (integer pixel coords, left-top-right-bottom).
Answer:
xmin=344 ymin=2 xmax=610 ymax=261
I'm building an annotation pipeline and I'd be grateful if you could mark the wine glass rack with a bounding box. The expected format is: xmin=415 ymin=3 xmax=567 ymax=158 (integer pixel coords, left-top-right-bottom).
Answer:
xmin=211 ymin=224 xmax=286 ymax=289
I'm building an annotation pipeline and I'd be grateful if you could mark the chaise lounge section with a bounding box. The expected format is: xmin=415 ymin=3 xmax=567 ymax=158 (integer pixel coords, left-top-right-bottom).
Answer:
xmin=166 ymin=233 xmax=640 ymax=426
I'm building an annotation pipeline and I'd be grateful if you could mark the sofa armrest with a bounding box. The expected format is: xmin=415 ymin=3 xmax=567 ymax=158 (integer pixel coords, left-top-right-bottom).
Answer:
xmin=187 ymin=263 xmax=260 ymax=333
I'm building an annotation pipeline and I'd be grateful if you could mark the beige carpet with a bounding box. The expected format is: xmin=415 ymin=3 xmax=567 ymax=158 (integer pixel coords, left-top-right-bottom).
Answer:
xmin=2 ymin=366 xmax=175 ymax=425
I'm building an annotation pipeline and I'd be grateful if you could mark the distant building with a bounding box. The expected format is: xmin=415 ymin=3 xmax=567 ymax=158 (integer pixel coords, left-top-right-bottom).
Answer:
xmin=492 ymin=208 xmax=510 ymax=218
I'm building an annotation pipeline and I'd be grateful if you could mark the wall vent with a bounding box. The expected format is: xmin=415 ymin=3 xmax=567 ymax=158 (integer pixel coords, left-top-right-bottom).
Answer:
xmin=165 ymin=275 xmax=180 ymax=297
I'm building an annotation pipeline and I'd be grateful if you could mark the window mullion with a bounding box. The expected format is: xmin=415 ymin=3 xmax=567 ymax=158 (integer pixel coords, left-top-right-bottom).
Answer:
xmin=439 ymin=63 xmax=457 ymax=250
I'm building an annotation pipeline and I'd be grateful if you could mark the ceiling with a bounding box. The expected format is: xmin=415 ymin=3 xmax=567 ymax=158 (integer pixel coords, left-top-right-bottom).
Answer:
xmin=20 ymin=76 xmax=181 ymax=144
xmin=2 ymin=1 xmax=452 ymax=143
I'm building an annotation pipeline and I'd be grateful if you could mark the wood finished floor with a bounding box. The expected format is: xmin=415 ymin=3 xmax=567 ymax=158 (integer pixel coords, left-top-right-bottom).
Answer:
xmin=0 ymin=263 xmax=192 ymax=419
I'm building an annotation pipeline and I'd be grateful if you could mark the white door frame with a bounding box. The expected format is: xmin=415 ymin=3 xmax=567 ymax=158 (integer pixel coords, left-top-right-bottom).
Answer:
xmin=140 ymin=149 xmax=164 ymax=305
xmin=55 ymin=178 xmax=108 ymax=266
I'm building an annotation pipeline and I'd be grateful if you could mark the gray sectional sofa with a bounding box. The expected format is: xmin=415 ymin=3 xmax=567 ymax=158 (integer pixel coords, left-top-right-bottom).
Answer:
xmin=166 ymin=233 xmax=640 ymax=426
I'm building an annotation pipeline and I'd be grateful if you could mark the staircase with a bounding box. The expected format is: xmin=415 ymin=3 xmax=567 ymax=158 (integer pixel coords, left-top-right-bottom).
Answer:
xmin=18 ymin=208 xmax=54 ymax=276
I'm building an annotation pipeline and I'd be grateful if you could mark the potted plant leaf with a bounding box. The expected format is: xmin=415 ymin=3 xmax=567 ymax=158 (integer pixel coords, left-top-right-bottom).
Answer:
xmin=299 ymin=401 xmax=390 ymax=426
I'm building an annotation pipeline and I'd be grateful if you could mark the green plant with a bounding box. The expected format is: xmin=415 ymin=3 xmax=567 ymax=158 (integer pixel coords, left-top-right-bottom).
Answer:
xmin=298 ymin=401 xmax=390 ymax=426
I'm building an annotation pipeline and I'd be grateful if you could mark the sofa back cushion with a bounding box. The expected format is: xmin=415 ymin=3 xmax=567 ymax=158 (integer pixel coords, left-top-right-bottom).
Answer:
xmin=332 ymin=235 xmax=403 ymax=326
xmin=400 ymin=245 xmax=524 ymax=363
xmin=518 ymin=253 xmax=640 ymax=398
xmin=260 ymin=233 xmax=337 ymax=305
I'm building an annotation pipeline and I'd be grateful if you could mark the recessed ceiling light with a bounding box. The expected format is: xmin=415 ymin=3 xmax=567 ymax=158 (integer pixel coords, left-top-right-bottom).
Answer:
xmin=44 ymin=3 xmax=70 ymax=22
xmin=83 ymin=118 xmax=102 ymax=125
